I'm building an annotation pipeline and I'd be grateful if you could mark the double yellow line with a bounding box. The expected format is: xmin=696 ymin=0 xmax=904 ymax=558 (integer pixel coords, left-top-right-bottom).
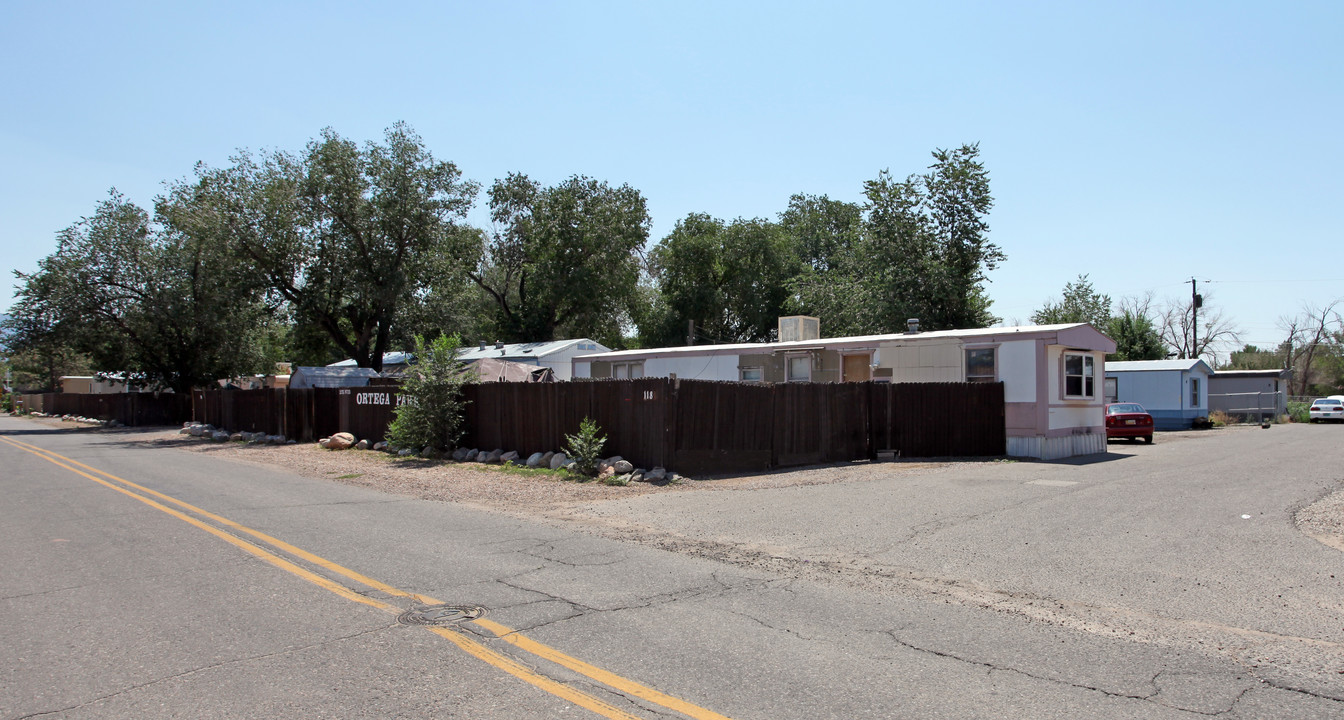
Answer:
xmin=0 ymin=434 xmax=732 ymax=720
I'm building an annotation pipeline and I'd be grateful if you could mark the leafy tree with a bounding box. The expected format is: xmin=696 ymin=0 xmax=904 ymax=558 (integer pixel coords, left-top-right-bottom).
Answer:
xmin=1226 ymin=344 xmax=1285 ymax=370
xmin=7 ymin=190 xmax=273 ymax=393
xmin=780 ymin=194 xmax=869 ymax=337
xmin=644 ymin=214 xmax=799 ymax=345
xmin=1031 ymin=274 xmax=1112 ymax=328
xmin=385 ymin=333 xmax=472 ymax=452
xmin=862 ymin=144 xmax=1003 ymax=331
xmin=471 ymin=173 xmax=650 ymax=345
xmin=202 ymin=123 xmax=480 ymax=370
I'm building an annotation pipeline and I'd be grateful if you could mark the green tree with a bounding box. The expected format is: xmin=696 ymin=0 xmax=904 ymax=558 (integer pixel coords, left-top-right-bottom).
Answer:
xmin=643 ymin=214 xmax=800 ymax=345
xmin=204 ymin=123 xmax=481 ymax=370
xmin=7 ymin=190 xmax=273 ymax=393
xmin=1031 ymin=274 xmax=1112 ymax=328
xmin=780 ymin=194 xmax=869 ymax=337
xmin=385 ymin=333 xmax=472 ymax=452
xmin=862 ymin=145 xmax=1003 ymax=331
xmin=471 ymin=173 xmax=650 ymax=345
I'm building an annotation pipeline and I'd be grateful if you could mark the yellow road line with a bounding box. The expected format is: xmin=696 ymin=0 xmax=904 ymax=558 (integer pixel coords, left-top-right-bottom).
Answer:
xmin=0 ymin=434 xmax=733 ymax=720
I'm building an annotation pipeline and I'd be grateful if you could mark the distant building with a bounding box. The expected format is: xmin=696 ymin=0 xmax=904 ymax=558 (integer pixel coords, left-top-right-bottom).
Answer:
xmin=1103 ymin=359 xmax=1214 ymax=429
xmin=1207 ymin=368 xmax=1292 ymax=422
xmin=288 ymin=366 xmax=380 ymax=389
xmin=458 ymin=339 xmax=609 ymax=382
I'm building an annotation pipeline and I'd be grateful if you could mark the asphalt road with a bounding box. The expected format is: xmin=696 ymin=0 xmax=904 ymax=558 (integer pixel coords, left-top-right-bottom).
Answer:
xmin=2 ymin=417 xmax=1341 ymax=719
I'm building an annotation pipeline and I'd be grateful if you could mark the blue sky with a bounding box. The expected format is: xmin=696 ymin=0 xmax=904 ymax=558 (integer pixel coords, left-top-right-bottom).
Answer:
xmin=2 ymin=1 xmax=1340 ymax=357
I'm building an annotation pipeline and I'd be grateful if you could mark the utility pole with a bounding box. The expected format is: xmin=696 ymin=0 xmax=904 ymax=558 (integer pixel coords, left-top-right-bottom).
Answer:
xmin=1187 ymin=277 xmax=1204 ymax=360
xmin=687 ymin=319 xmax=695 ymax=346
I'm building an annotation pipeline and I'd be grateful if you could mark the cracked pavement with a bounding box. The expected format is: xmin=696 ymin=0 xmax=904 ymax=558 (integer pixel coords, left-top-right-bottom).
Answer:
xmin=3 ymin=417 xmax=1343 ymax=718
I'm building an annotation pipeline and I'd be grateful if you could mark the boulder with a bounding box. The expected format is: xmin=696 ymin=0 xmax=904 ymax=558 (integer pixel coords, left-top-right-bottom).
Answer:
xmin=420 ymin=446 xmax=437 ymax=458
xmin=318 ymin=439 xmax=330 ymax=448
xmin=211 ymin=430 xmax=230 ymax=442
xmin=229 ymin=432 xmax=243 ymax=442
xmin=500 ymin=450 xmax=520 ymax=464
xmin=355 ymin=439 xmax=370 ymax=450
xmin=463 ymin=449 xmax=479 ymax=462
xmin=397 ymin=448 xmax=416 ymax=457
xmin=326 ymin=432 xmax=356 ymax=450
xmin=270 ymin=435 xmax=287 ymax=445
xmin=373 ymin=441 xmax=388 ymax=452
xmin=644 ymin=467 xmax=667 ymax=482
xmin=549 ymin=452 xmax=568 ymax=470
xmin=613 ymin=459 xmax=634 ymax=474
xmin=525 ymin=452 xmax=545 ymax=467
xmin=452 ymin=448 xmax=468 ymax=461
xmin=482 ymin=449 xmax=503 ymax=464
xmin=562 ymin=460 xmax=577 ymax=472
xmin=540 ymin=451 xmax=555 ymax=467
xmin=597 ymin=465 xmax=616 ymax=481
xmin=630 ymin=470 xmax=646 ymax=483
xmin=179 ymin=427 xmax=192 ymax=435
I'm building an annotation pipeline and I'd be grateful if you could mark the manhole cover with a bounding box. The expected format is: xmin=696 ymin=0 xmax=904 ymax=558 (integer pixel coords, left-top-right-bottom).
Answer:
xmin=397 ymin=604 xmax=487 ymax=626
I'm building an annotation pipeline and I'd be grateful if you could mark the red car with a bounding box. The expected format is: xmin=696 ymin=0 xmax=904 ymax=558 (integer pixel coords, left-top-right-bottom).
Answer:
xmin=1106 ymin=402 xmax=1154 ymax=443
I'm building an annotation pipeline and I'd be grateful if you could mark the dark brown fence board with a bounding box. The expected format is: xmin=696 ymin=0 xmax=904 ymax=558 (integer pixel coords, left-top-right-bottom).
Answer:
xmin=22 ymin=379 xmax=1005 ymax=472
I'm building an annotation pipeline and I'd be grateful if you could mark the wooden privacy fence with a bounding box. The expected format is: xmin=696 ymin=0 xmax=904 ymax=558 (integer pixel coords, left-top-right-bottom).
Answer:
xmin=17 ymin=392 xmax=190 ymax=427
xmin=18 ymin=379 xmax=1005 ymax=474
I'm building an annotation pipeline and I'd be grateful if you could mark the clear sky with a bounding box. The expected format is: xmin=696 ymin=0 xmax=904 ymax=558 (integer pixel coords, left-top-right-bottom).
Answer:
xmin=2 ymin=1 xmax=1340 ymax=358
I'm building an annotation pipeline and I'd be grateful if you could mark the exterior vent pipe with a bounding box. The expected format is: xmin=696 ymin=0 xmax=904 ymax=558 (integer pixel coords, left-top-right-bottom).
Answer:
xmin=906 ymin=318 xmax=920 ymax=334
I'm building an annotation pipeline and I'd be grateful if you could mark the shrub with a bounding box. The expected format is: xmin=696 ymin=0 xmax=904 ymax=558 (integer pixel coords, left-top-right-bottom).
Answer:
xmin=563 ymin=417 xmax=607 ymax=476
xmin=1287 ymin=401 xmax=1309 ymax=423
xmin=1 ymin=392 xmax=14 ymax=413
xmin=1207 ymin=410 xmax=1233 ymax=427
xmin=385 ymin=334 xmax=473 ymax=452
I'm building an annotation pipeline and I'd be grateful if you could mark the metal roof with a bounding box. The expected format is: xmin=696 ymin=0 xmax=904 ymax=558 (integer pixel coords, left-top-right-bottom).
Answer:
xmin=575 ymin=323 xmax=1111 ymax=361
xmin=1105 ymin=359 xmax=1214 ymax=373
xmin=327 ymin=351 xmax=415 ymax=368
xmin=458 ymin=338 xmax=607 ymax=361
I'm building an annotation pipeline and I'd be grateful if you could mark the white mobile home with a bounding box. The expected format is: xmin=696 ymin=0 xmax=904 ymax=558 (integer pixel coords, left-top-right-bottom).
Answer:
xmin=574 ymin=322 xmax=1116 ymax=460
xmin=459 ymin=339 xmax=609 ymax=382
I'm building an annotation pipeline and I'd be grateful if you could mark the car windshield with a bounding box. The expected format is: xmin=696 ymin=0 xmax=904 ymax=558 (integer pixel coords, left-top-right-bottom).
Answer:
xmin=1108 ymin=404 xmax=1145 ymax=414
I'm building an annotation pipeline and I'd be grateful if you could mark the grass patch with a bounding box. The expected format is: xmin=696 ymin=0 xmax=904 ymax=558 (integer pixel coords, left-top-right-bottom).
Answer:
xmin=468 ymin=462 xmax=577 ymax=480
xmin=334 ymin=473 xmax=364 ymax=479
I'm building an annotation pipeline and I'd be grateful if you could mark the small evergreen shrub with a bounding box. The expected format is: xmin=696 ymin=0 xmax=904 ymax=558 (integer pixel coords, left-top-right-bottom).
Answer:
xmin=564 ymin=417 xmax=607 ymax=476
xmin=385 ymin=334 xmax=473 ymax=452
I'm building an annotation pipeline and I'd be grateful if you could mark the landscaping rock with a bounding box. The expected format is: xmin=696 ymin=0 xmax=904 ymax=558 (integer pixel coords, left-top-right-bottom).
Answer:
xmin=355 ymin=439 xmax=370 ymax=450
xmin=500 ymin=450 xmax=520 ymax=464
xmin=549 ymin=452 xmax=568 ymax=470
xmin=452 ymin=448 xmax=467 ymax=461
xmin=373 ymin=441 xmax=388 ymax=452
xmin=463 ymin=449 xmax=479 ymax=461
xmin=645 ymin=467 xmax=667 ymax=482
xmin=540 ymin=451 xmax=555 ymax=467
xmin=397 ymin=448 xmax=416 ymax=457
xmin=211 ymin=430 xmax=230 ymax=442
xmin=630 ymin=470 xmax=646 ymax=483
xmin=229 ymin=432 xmax=243 ymax=442
xmin=597 ymin=465 xmax=616 ymax=482
xmin=562 ymin=460 xmax=576 ymax=472
xmin=613 ymin=459 xmax=634 ymax=474
xmin=326 ymin=432 xmax=357 ymax=450
xmin=526 ymin=452 xmax=545 ymax=467
xmin=179 ymin=427 xmax=192 ymax=435
xmin=420 ymin=446 xmax=437 ymax=458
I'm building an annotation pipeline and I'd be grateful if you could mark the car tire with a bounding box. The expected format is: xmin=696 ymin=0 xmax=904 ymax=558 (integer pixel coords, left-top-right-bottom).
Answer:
xmin=1142 ymin=435 xmax=1153 ymax=444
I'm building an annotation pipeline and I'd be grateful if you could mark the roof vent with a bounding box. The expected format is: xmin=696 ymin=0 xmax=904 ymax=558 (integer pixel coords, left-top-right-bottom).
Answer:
xmin=495 ymin=341 xmax=504 ymax=350
xmin=906 ymin=318 xmax=920 ymax=334
xmin=778 ymin=316 xmax=820 ymax=342
xmin=479 ymin=341 xmax=486 ymax=351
